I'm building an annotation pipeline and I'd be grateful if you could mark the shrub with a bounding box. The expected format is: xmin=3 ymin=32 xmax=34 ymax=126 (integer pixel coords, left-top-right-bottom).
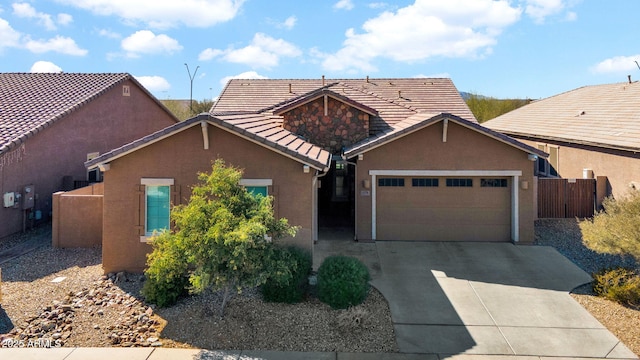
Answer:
xmin=261 ymin=246 xmax=312 ymax=303
xmin=593 ymin=268 xmax=640 ymax=307
xmin=317 ymin=256 xmax=370 ymax=309
xmin=141 ymin=230 xmax=189 ymax=307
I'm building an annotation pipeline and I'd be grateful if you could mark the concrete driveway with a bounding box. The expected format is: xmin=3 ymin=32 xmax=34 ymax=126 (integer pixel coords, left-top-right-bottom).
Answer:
xmin=314 ymin=241 xmax=638 ymax=359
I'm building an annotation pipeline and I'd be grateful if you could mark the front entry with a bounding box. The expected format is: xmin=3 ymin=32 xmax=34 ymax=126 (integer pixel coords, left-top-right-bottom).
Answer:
xmin=317 ymin=160 xmax=356 ymax=240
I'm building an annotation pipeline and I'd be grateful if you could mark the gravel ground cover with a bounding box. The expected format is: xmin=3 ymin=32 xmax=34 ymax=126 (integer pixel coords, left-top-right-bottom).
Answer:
xmin=535 ymin=218 xmax=639 ymax=356
xmin=1 ymin=220 xmax=638 ymax=356
xmin=0 ymin=225 xmax=397 ymax=352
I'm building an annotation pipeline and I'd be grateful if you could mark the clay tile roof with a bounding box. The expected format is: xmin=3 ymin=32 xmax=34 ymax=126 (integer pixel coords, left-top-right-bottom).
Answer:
xmin=0 ymin=72 xmax=174 ymax=155
xmin=211 ymin=78 xmax=477 ymax=134
xmin=485 ymin=81 xmax=640 ymax=152
xmin=87 ymin=113 xmax=332 ymax=171
xmin=344 ymin=113 xmax=547 ymax=159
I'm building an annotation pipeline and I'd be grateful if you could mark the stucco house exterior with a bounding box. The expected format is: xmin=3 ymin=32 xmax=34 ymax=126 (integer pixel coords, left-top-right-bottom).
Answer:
xmin=0 ymin=73 xmax=178 ymax=240
xmin=485 ymin=80 xmax=640 ymax=200
xmin=87 ymin=78 xmax=546 ymax=273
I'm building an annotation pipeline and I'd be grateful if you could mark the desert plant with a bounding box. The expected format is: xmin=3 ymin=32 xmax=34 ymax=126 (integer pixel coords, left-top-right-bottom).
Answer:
xmin=261 ymin=246 xmax=312 ymax=303
xmin=580 ymin=191 xmax=640 ymax=262
xmin=317 ymin=255 xmax=370 ymax=309
xmin=593 ymin=268 xmax=640 ymax=307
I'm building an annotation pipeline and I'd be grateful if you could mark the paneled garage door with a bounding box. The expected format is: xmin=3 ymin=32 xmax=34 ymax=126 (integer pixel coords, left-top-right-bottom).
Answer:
xmin=376 ymin=177 xmax=511 ymax=241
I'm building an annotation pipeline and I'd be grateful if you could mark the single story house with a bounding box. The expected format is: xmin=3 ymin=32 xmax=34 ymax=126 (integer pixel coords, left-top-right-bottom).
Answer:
xmin=0 ymin=73 xmax=178 ymax=239
xmin=485 ymin=80 xmax=640 ymax=200
xmin=87 ymin=78 xmax=546 ymax=273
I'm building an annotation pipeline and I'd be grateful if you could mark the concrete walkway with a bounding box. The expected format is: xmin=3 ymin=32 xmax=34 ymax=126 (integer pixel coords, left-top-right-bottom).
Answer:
xmin=3 ymin=240 xmax=639 ymax=359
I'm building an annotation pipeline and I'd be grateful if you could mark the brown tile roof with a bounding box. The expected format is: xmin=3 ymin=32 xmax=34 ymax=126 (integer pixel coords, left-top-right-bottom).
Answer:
xmin=484 ymin=81 xmax=640 ymax=152
xmin=86 ymin=113 xmax=332 ymax=171
xmin=344 ymin=113 xmax=547 ymax=159
xmin=0 ymin=72 xmax=177 ymax=155
xmin=212 ymin=78 xmax=477 ymax=133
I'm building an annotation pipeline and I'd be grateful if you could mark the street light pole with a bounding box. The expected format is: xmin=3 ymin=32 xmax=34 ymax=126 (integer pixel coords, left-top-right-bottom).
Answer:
xmin=184 ymin=63 xmax=199 ymax=115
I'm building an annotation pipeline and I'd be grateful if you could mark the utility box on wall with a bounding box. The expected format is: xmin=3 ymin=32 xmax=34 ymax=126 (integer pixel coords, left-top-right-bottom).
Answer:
xmin=3 ymin=192 xmax=15 ymax=208
xmin=23 ymin=185 xmax=35 ymax=210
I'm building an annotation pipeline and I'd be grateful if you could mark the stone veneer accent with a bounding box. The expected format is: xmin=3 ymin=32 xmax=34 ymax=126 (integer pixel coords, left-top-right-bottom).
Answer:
xmin=282 ymin=96 xmax=369 ymax=154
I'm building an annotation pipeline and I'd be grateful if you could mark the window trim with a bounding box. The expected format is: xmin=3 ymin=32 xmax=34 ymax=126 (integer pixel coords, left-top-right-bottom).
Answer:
xmin=140 ymin=178 xmax=174 ymax=243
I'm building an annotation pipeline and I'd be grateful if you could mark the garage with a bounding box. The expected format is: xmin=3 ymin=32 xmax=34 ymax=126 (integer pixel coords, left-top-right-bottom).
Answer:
xmin=371 ymin=171 xmax=520 ymax=242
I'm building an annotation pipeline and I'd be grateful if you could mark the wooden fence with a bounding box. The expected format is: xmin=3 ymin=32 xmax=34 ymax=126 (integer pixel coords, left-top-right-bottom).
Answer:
xmin=538 ymin=178 xmax=596 ymax=218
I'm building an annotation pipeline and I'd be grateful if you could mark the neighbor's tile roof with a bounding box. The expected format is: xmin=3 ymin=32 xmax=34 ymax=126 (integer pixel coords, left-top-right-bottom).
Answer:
xmin=0 ymin=72 xmax=175 ymax=155
xmin=212 ymin=78 xmax=477 ymax=133
xmin=86 ymin=113 xmax=332 ymax=171
xmin=344 ymin=113 xmax=547 ymax=159
xmin=485 ymin=81 xmax=640 ymax=152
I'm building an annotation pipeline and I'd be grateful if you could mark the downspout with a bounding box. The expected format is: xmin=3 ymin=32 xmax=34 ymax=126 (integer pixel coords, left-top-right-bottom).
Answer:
xmin=200 ymin=121 xmax=209 ymax=150
xmin=343 ymin=159 xmax=358 ymax=241
xmin=313 ymin=169 xmax=330 ymax=244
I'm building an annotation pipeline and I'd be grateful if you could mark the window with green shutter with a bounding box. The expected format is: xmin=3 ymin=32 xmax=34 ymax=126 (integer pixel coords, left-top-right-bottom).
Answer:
xmin=146 ymin=185 xmax=170 ymax=236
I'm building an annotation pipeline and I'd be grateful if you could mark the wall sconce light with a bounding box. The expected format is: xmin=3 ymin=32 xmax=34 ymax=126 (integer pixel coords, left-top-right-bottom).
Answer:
xmin=363 ymin=179 xmax=370 ymax=189
xmin=303 ymin=165 xmax=310 ymax=173
xmin=358 ymin=154 xmax=364 ymax=161
xmin=520 ymin=180 xmax=529 ymax=190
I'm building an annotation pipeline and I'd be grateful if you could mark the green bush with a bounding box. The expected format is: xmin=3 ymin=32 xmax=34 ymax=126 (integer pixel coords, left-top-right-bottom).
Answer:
xmin=141 ymin=231 xmax=189 ymax=307
xmin=593 ymin=268 xmax=640 ymax=307
xmin=261 ymin=246 xmax=312 ymax=303
xmin=317 ymin=255 xmax=370 ymax=309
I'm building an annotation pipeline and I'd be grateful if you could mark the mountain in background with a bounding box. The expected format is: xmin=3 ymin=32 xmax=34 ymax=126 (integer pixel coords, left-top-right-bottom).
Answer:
xmin=462 ymin=92 xmax=531 ymax=123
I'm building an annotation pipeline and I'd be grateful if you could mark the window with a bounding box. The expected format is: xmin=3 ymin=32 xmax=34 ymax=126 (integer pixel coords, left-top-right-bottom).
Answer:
xmin=378 ymin=178 xmax=405 ymax=187
xmin=446 ymin=178 xmax=473 ymax=187
xmin=412 ymin=178 xmax=439 ymax=187
xmin=246 ymin=186 xmax=267 ymax=197
xmin=535 ymin=143 xmax=559 ymax=177
xmin=141 ymin=178 xmax=174 ymax=239
xmin=239 ymin=179 xmax=272 ymax=197
xmin=481 ymin=178 xmax=508 ymax=187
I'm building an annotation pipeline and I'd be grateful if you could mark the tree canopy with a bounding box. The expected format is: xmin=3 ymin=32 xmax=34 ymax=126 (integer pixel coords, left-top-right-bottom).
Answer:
xmin=142 ymin=159 xmax=297 ymax=315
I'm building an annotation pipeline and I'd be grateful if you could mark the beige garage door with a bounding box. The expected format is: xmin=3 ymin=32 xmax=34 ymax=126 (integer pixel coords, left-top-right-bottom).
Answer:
xmin=376 ymin=177 xmax=511 ymax=241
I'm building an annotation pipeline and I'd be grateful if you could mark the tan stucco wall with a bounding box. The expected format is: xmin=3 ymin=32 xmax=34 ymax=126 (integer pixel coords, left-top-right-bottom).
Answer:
xmin=519 ymin=139 xmax=640 ymax=199
xmin=52 ymin=192 xmax=103 ymax=248
xmin=101 ymin=123 xmax=315 ymax=273
xmin=353 ymin=120 xmax=536 ymax=243
xmin=0 ymin=80 xmax=176 ymax=240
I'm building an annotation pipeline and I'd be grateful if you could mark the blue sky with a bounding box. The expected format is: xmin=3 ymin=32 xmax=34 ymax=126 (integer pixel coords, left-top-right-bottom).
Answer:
xmin=1 ymin=0 xmax=638 ymax=101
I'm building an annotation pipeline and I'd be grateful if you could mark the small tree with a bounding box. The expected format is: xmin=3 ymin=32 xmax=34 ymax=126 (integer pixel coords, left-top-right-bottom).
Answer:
xmin=580 ymin=191 xmax=640 ymax=262
xmin=143 ymin=159 xmax=297 ymax=316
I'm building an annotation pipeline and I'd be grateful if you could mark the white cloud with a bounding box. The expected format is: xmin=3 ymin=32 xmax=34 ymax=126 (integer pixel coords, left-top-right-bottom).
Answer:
xmin=334 ymin=0 xmax=354 ymax=10
xmin=591 ymin=55 xmax=640 ymax=74
xmin=368 ymin=3 xmax=389 ymax=9
xmin=0 ymin=18 xmax=21 ymax=49
xmin=319 ymin=0 xmax=522 ymax=73
xmin=219 ymin=71 xmax=268 ymax=88
xmin=12 ymin=3 xmax=71 ymax=30
xmin=24 ymin=35 xmax=88 ymax=55
xmin=281 ymin=16 xmax=297 ymax=30
xmin=121 ymin=30 xmax=182 ymax=58
xmin=135 ymin=75 xmax=171 ymax=92
xmin=30 ymin=60 xmax=63 ymax=73
xmin=98 ymin=28 xmax=121 ymax=39
xmin=524 ymin=0 xmax=576 ymax=24
xmin=57 ymin=13 xmax=73 ymax=25
xmin=57 ymin=0 xmax=245 ymax=29
xmin=200 ymin=33 xmax=301 ymax=68
xmin=198 ymin=48 xmax=223 ymax=61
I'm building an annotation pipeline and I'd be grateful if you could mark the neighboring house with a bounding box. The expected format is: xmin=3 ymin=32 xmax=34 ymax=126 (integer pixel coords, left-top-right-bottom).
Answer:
xmin=87 ymin=78 xmax=546 ymax=273
xmin=485 ymin=80 xmax=640 ymax=199
xmin=0 ymin=73 xmax=178 ymax=240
